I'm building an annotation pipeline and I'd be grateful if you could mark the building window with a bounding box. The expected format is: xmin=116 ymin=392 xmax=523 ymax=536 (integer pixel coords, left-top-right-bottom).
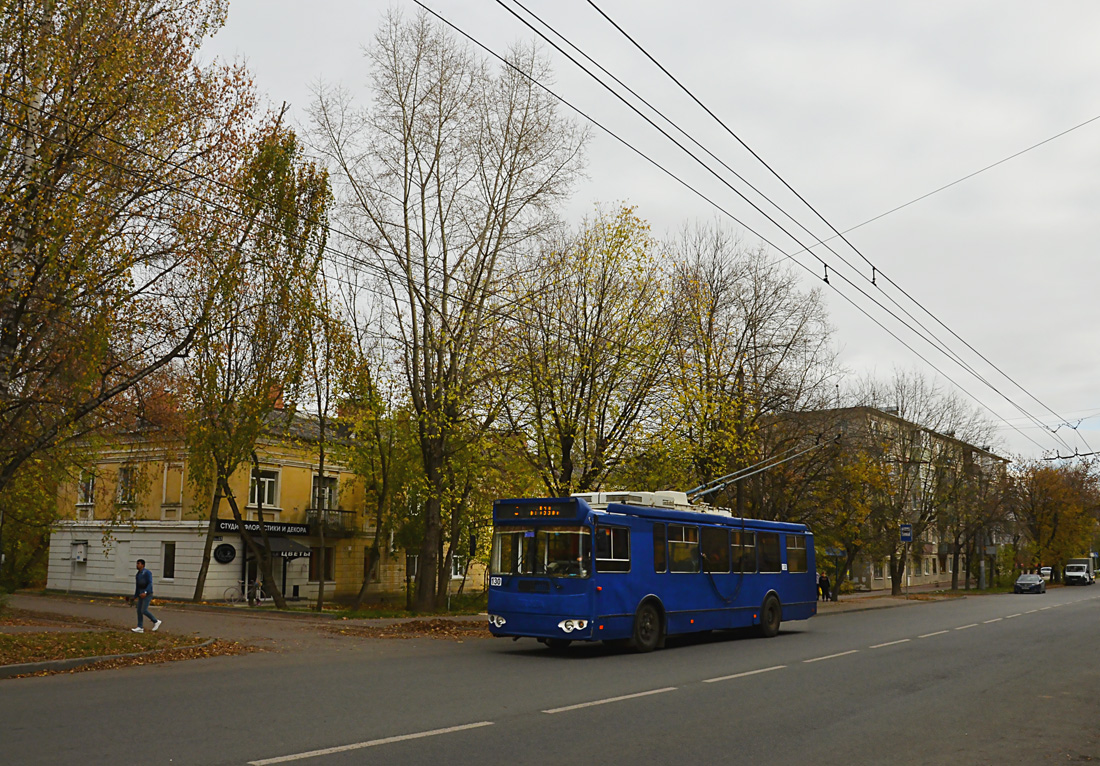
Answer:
xmin=76 ymin=471 xmax=95 ymax=519
xmin=77 ymin=471 xmax=96 ymax=505
xmin=595 ymin=526 xmax=631 ymax=573
xmin=924 ymin=558 xmax=931 ymax=575
xmin=250 ymin=469 xmax=279 ymax=507
xmin=450 ymin=555 xmax=466 ymax=579
xmin=116 ymin=466 xmax=137 ymax=505
xmin=786 ymin=534 xmax=808 ymax=573
xmin=406 ymin=553 xmax=418 ymax=579
xmin=309 ymin=547 xmax=335 ymax=582
xmin=874 ymin=562 xmax=884 ymax=580
xmin=312 ymin=475 xmax=337 ymax=509
xmin=162 ymin=542 xmax=176 ymax=580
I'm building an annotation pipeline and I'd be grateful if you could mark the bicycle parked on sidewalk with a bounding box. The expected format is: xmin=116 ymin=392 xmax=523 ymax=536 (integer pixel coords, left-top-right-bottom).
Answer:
xmin=223 ymin=579 xmax=266 ymax=605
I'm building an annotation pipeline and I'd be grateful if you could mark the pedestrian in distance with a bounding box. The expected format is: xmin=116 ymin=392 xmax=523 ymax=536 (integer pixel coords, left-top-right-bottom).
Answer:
xmin=132 ymin=559 xmax=162 ymax=633
xmin=818 ymin=572 xmax=830 ymax=602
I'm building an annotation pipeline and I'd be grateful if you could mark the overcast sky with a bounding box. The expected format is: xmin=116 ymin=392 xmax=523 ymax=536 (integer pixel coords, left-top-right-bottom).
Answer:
xmin=201 ymin=1 xmax=1100 ymax=460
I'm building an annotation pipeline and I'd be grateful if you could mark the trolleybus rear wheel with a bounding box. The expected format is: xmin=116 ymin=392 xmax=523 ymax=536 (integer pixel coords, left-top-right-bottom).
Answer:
xmin=544 ymin=638 xmax=572 ymax=652
xmin=758 ymin=594 xmax=781 ymax=638
xmin=632 ymin=602 xmax=662 ymax=653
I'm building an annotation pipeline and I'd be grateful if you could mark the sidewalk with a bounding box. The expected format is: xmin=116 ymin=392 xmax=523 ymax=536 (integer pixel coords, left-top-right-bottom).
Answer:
xmin=5 ymin=592 xmax=484 ymax=648
xmin=816 ymin=583 xmax=966 ymax=615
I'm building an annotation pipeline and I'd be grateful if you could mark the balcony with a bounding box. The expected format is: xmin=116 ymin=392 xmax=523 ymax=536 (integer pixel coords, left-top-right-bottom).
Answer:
xmin=306 ymin=508 xmax=358 ymax=538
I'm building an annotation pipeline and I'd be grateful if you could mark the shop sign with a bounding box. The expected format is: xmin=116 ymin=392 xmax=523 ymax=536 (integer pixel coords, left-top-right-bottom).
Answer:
xmin=216 ymin=519 xmax=309 ymax=536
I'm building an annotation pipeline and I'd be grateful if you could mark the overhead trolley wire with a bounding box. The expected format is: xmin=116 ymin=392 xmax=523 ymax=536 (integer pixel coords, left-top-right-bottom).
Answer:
xmin=1 ymin=21 xmax=1063 ymax=456
xmin=414 ymin=1 xmax=1053 ymax=454
xmin=485 ymin=0 xmax=1071 ymax=454
xmin=582 ymin=0 xmax=1093 ymax=454
xmin=499 ymin=0 xmax=1080 ymax=455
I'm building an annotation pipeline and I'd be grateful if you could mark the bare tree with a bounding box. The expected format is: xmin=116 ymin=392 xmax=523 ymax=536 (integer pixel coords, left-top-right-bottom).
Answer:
xmin=310 ymin=10 xmax=585 ymax=609
xmin=669 ymin=222 xmax=838 ymax=511
xmin=851 ymin=370 xmax=997 ymax=595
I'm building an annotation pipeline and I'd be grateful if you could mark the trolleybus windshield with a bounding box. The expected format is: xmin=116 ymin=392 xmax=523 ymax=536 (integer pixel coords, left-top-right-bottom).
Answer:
xmin=490 ymin=525 xmax=591 ymax=578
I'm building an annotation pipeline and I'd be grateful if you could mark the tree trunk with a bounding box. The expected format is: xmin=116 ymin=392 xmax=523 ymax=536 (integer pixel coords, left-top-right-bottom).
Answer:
xmin=314 ymin=431 xmax=327 ymax=613
xmin=220 ymin=473 xmax=286 ymax=609
xmin=889 ymin=546 xmax=908 ymax=597
xmin=831 ymin=546 xmax=860 ymax=602
xmin=415 ymin=438 xmax=444 ymax=610
xmin=950 ymin=532 xmax=962 ymax=590
xmin=192 ymin=486 xmax=223 ymax=602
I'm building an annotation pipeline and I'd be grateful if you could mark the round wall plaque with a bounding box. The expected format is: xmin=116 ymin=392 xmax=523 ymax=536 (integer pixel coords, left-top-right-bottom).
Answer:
xmin=214 ymin=543 xmax=236 ymax=564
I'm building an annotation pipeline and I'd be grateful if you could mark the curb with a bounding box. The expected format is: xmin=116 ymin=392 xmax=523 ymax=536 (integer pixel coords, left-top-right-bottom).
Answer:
xmin=0 ymin=637 xmax=217 ymax=680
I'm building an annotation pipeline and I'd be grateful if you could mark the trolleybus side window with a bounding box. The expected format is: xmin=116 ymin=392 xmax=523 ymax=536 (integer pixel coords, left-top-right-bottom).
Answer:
xmin=759 ymin=531 xmax=782 ymax=573
xmin=595 ymin=526 xmax=631 ymax=573
xmin=732 ymin=530 xmax=757 ymax=573
xmin=786 ymin=534 xmax=808 ymax=573
xmin=653 ymin=523 xmax=667 ymax=573
xmin=669 ymin=524 xmax=700 ymax=573
xmin=701 ymin=526 xmax=730 ymax=573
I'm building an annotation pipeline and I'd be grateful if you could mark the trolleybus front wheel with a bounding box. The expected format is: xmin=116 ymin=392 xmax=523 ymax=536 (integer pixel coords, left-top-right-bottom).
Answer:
xmin=543 ymin=638 xmax=572 ymax=652
xmin=632 ymin=602 xmax=662 ymax=653
xmin=758 ymin=594 xmax=781 ymax=638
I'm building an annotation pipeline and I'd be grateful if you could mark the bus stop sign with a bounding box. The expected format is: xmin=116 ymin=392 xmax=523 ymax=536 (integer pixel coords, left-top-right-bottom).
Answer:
xmin=900 ymin=524 xmax=913 ymax=543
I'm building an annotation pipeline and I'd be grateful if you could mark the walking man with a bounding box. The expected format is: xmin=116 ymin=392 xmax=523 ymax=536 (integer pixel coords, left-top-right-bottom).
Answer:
xmin=132 ymin=559 xmax=162 ymax=633
xmin=818 ymin=571 xmax=830 ymax=602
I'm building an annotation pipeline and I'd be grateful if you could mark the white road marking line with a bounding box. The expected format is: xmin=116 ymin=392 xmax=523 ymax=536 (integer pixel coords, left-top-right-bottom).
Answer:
xmin=869 ymin=639 xmax=910 ymax=649
xmin=703 ymin=665 xmax=786 ymax=683
xmin=803 ymin=650 xmax=859 ymax=663
xmin=1026 ymin=609 xmax=1039 ymax=614
xmin=543 ymin=687 xmax=677 ymax=714
xmin=956 ymin=623 xmax=978 ymax=630
xmin=1006 ymin=614 xmax=1022 ymax=618
xmin=248 ymin=722 xmax=495 ymax=765
xmin=983 ymin=618 xmax=1003 ymax=624
xmin=1040 ymin=607 xmax=1052 ymax=611
xmin=919 ymin=630 xmax=948 ymax=638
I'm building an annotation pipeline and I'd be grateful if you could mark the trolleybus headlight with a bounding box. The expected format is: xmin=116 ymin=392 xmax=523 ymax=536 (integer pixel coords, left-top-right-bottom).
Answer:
xmin=557 ymin=619 xmax=588 ymax=633
xmin=488 ymin=615 xmax=506 ymax=628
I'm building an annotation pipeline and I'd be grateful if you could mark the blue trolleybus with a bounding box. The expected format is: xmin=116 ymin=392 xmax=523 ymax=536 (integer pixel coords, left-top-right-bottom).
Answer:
xmin=487 ymin=491 xmax=817 ymax=651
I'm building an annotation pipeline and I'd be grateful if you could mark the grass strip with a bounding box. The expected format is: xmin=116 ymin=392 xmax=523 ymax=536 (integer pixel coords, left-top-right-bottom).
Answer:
xmin=0 ymin=630 xmax=198 ymax=666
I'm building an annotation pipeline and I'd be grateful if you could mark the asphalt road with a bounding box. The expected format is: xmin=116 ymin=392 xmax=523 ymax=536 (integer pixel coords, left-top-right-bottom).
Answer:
xmin=4 ymin=589 xmax=1100 ymax=765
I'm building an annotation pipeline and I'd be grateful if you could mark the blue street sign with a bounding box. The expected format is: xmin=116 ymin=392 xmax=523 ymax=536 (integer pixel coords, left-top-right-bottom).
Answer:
xmin=900 ymin=524 xmax=913 ymax=543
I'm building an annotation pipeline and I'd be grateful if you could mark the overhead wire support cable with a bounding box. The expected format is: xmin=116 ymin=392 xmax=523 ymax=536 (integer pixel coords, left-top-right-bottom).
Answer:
xmin=479 ymin=1 xmax=1070 ymax=453
xmin=584 ymin=0 xmax=1092 ymax=454
xmin=413 ymin=1 xmax=1055 ymax=454
xmin=493 ymin=0 xmax=1073 ymax=453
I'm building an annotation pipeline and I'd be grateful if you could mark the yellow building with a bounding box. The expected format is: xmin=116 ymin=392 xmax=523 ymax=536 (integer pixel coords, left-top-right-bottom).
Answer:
xmin=46 ymin=413 xmax=471 ymax=604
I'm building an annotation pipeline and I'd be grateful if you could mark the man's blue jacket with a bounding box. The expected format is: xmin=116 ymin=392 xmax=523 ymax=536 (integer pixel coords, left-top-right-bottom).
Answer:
xmin=135 ymin=568 xmax=153 ymax=598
